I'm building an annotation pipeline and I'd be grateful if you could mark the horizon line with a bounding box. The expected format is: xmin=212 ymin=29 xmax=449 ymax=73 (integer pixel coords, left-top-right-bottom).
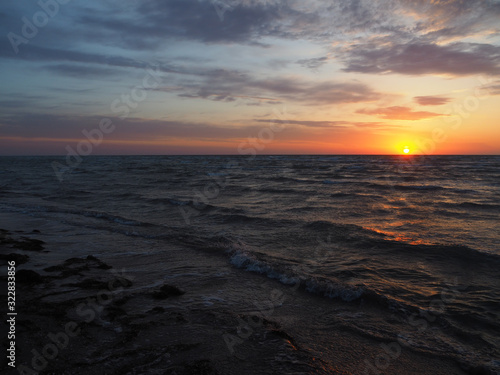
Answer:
xmin=1 ymin=154 xmax=499 ymax=157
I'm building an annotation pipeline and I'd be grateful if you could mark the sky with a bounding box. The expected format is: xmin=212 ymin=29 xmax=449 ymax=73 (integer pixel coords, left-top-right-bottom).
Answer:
xmin=1 ymin=0 xmax=500 ymax=155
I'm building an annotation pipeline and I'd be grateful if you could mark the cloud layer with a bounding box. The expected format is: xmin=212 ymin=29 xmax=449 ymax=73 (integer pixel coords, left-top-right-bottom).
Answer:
xmin=1 ymin=0 xmax=499 ymax=154
xmin=342 ymin=43 xmax=500 ymax=76
xmin=356 ymin=106 xmax=444 ymax=120
xmin=414 ymin=96 xmax=451 ymax=106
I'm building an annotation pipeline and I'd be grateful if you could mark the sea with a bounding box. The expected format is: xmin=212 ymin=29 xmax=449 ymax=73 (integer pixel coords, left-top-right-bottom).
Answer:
xmin=1 ymin=155 xmax=499 ymax=374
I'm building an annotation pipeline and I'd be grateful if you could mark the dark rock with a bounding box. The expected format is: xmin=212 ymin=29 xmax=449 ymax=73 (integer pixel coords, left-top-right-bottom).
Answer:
xmin=0 ymin=253 xmax=29 ymax=264
xmin=43 ymin=265 xmax=65 ymax=272
xmin=466 ymin=365 xmax=492 ymax=375
xmin=0 ymin=233 xmax=14 ymax=245
xmin=44 ymin=256 xmax=112 ymax=277
xmin=152 ymin=284 xmax=185 ymax=299
xmin=34 ymin=301 xmax=68 ymax=319
xmin=13 ymin=237 xmax=45 ymax=251
xmin=65 ymin=278 xmax=110 ymax=289
xmin=16 ymin=269 xmax=43 ymax=284
xmin=17 ymin=319 xmax=41 ymax=332
xmin=172 ymin=312 xmax=188 ymax=323
xmin=58 ymin=258 xmax=90 ymax=276
xmin=61 ymin=268 xmax=85 ymax=278
xmin=149 ymin=306 xmax=165 ymax=314
xmin=113 ymin=296 xmax=131 ymax=306
xmin=97 ymin=263 xmax=113 ymax=270
xmin=160 ymin=284 xmax=185 ymax=295
xmin=114 ymin=277 xmax=133 ymax=287
xmin=64 ymin=257 xmax=87 ymax=266
xmin=106 ymin=306 xmax=127 ymax=321
xmin=86 ymin=255 xmax=112 ymax=269
xmin=180 ymin=360 xmax=219 ymax=375
xmin=270 ymin=328 xmax=299 ymax=349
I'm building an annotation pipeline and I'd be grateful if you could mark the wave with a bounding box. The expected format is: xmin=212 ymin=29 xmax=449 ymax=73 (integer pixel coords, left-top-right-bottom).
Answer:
xmin=303 ymin=220 xmax=387 ymax=239
xmin=3 ymin=203 xmax=156 ymax=228
xmin=222 ymin=243 xmax=500 ymax=375
xmin=439 ymin=202 xmax=500 ymax=211
xmin=322 ymin=180 xmax=351 ymax=185
xmin=303 ymin=220 xmax=500 ymax=263
xmin=6 ymin=201 xmax=499 ymax=265
xmin=224 ymin=247 xmax=447 ymax=315
xmin=330 ymin=192 xmax=354 ymax=198
xmin=213 ymin=213 xmax=296 ymax=227
xmin=148 ymin=197 xmax=190 ymax=206
xmin=143 ymin=196 xmax=225 ymax=212
xmin=322 ymin=180 xmax=456 ymax=194
xmin=381 ymin=240 xmax=500 ymax=265
xmin=260 ymin=175 xmax=314 ymax=184
xmin=366 ymin=183 xmax=446 ymax=191
xmin=228 ymin=249 xmax=365 ymax=302
xmin=254 ymin=187 xmax=302 ymax=194
xmin=3 ymin=197 xmax=499 ymax=375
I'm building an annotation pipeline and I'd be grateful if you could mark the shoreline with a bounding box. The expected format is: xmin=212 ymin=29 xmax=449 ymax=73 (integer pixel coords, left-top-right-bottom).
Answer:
xmin=1 ymin=211 xmax=474 ymax=374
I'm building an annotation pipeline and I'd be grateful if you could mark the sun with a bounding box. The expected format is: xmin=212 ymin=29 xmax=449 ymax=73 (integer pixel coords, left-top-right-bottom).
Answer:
xmin=395 ymin=141 xmax=415 ymax=155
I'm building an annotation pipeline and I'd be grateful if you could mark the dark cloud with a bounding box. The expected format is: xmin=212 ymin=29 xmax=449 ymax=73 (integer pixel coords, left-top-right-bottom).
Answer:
xmin=480 ymin=80 xmax=500 ymax=96
xmin=255 ymin=119 xmax=351 ymax=128
xmin=255 ymin=79 xmax=382 ymax=105
xmin=296 ymin=56 xmax=329 ymax=70
xmin=43 ymin=1 xmax=500 ymax=47
xmin=254 ymin=119 xmax=393 ymax=129
xmin=178 ymin=92 xmax=237 ymax=102
xmin=323 ymin=1 xmax=500 ymax=77
xmin=343 ymin=42 xmax=500 ymax=76
xmin=74 ymin=0 xmax=286 ymax=48
xmin=414 ymin=96 xmax=451 ymax=106
xmin=376 ymin=0 xmax=500 ymax=46
xmin=0 ymin=112 xmax=262 ymax=141
xmin=2 ymin=0 xmax=499 ymax=78
xmin=0 ymin=94 xmax=49 ymax=116
xmin=0 ymin=42 xmax=151 ymax=69
xmin=45 ymin=64 xmax=119 ymax=78
xmin=0 ymin=99 xmax=36 ymax=109
xmin=1 ymin=112 xmax=403 ymax=150
xmin=170 ymin=72 xmax=383 ymax=105
xmin=1 ymin=27 xmax=383 ymax=108
xmin=356 ymin=106 xmax=444 ymax=120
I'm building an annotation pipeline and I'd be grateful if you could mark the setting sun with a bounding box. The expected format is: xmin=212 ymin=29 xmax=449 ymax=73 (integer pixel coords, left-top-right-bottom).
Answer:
xmin=403 ymin=146 xmax=410 ymax=154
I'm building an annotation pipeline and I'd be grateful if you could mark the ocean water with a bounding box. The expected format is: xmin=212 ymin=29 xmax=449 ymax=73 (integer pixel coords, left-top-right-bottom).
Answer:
xmin=1 ymin=155 xmax=499 ymax=373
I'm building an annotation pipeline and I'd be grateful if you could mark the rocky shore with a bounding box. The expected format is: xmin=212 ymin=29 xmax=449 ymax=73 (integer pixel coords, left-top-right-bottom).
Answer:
xmin=1 ymin=228 xmax=336 ymax=375
xmin=0 ymin=211 xmax=473 ymax=375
